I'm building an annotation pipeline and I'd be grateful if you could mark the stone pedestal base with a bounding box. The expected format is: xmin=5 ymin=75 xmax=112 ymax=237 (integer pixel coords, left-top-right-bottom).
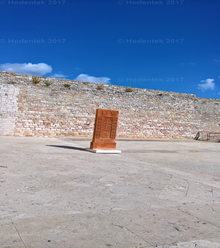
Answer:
xmin=90 ymin=142 xmax=116 ymax=149
xmin=85 ymin=148 xmax=121 ymax=154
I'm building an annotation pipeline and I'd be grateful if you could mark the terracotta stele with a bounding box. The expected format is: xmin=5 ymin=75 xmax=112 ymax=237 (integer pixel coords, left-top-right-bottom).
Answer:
xmin=90 ymin=109 xmax=119 ymax=149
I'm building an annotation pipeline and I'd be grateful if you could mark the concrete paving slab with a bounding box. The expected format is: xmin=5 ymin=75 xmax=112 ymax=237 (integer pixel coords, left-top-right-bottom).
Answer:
xmin=179 ymin=204 xmax=220 ymax=227
xmin=104 ymin=207 xmax=220 ymax=247
xmin=13 ymin=213 xmax=151 ymax=248
xmin=0 ymin=137 xmax=220 ymax=247
xmin=0 ymin=218 xmax=25 ymax=248
xmin=157 ymin=239 xmax=220 ymax=248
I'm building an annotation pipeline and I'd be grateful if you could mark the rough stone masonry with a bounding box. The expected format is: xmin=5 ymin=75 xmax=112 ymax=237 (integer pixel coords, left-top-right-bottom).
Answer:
xmin=0 ymin=70 xmax=220 ymax=139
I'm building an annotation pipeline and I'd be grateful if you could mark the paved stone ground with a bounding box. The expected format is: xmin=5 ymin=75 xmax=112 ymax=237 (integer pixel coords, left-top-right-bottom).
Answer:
xmin=0 ymin=137 xmax=220 ymax=248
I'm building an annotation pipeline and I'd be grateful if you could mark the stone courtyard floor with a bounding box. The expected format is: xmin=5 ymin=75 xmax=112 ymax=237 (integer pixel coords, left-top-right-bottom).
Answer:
xmin=0 ymin=136 xmax=220 ymax=248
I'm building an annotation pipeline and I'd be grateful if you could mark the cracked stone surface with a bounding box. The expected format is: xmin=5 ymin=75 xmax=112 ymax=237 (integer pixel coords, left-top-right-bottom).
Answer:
xmin=0 ymin=137 xmax=220 ymax=247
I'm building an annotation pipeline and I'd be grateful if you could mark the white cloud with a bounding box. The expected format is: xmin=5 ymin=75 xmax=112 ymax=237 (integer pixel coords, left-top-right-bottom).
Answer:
xmin=214 ymin=59 xmax=220 ymax=63
xmin=198 ymin=78 xmax=215 ymax=91
xmin=75 ymin=74 xmax=111 ymax=84
xmin=51 ymin=73 xmax=67 ymax=78
xmin=0 ymin=62 xmax=52 ymax=76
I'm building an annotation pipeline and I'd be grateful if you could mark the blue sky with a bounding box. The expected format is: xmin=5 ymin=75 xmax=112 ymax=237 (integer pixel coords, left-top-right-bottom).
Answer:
xmin=0 ymin=0 xmax=220 ymax=98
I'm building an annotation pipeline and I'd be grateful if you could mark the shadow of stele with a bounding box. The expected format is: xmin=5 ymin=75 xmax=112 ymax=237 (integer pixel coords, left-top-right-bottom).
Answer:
xmin=46 ymin=145 xmax=86 ymax=151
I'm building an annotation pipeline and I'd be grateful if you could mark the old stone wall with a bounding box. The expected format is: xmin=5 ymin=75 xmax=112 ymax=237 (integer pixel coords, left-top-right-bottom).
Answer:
xmin=0 ymin=83 xmax=19 ymax=135
xmin=0 ymin=70 xmax=220 ymax=139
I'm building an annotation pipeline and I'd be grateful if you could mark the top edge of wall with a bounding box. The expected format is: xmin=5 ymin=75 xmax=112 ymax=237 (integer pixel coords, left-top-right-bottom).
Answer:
xmin=0 ymin=70 xmax=218 ymax=101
